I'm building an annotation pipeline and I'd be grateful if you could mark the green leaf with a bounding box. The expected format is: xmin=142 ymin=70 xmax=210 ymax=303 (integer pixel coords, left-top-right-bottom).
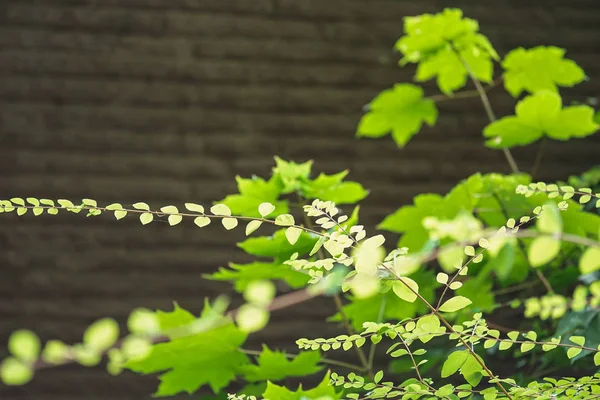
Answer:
xmin=392 ymin=278 xmax=419 ymax=303
xmin=238 ymin=229 xmax=317 ymax=261
xmin=244 ymin=280 xmax=276 ymax=307
xmin=484 ymin=91 xmax=598 ymax=148
xmin=272 ymin=156 xmax=313 ymax=194
xmin=439 ymin=296 xmax=472 ymax=313
xmin=502 ymin=46 xmax=586 ymax=97
xmin=205 ymin=262 xmax=309 ymax=292
xmin=83 ymin=318 xmax=120 ymax=352
xmin=125 ymin=316 xmax=248 ymax=396
xmin=441 ymin=350 xmax=469 ymax=378
xmin=8 ymin=330 xmax=41 ymax=362
xmin=236 ymin=305 xmax=269 ymax=333
xmin=537 ymin=203 xmax=562 ymax=234
xmin=300 ymin=171 xmax=369 ymax=205
xmin=0 ymin=358 xmax=33 ymax=386
xmin=240 ymin=346 xmax=322 ymax=382
xmin=357 ymin=84 xmax=438 ymax=147
xmin=460 ymin=354 xmax=484 ymax=387
xmin=245 ymin=220 xmax=263 ymax=236
xmin=262 ymin=372 xmax=342 ymax=400
xmin=155 ymin=303 xmax=196 ymax=336
xmin=528 ymin=236 xmax=561 ymax=267
xmin=580 ymin=247 xmax=600 ymax=274
xmin=128 ymin=308 xmax=161 ymax=335
xmin=219 ymin=176 xmax=287 ymax=218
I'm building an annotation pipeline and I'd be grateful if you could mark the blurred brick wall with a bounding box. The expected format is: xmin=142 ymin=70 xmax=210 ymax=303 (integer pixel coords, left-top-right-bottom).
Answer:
xmin=1 ymin=0 xmax=599 ymax=398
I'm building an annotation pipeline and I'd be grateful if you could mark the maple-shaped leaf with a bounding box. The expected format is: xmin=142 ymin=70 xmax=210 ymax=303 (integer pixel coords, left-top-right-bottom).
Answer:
xmin=272 ymin=156 xmax=313 ymax=194
xmin=239 ymin=345 xmax=322 ymax=382
xmin=502 ymin=46 xmax=586 ymax=97
xmin=484 ymin=91 xmax=598 ymax=148
xmin=395 ymin=8 xmax=499 ymax=94
xmin=300 ymin=170 xmax=369 ymax=205
xmin=125 ymin=307 xmax=249 ymax=397
xmin=204 ymin=261 xmax=310 ymax=292
xmin=237 ymin=229 xmax=318 ymax=261
xmin=218 ymin=175 xmax=287 ymax=218
xmin=261 ymin=372 xmax=342 ymax=400
xmin=357 ymin=84 xmax=438 ymax=147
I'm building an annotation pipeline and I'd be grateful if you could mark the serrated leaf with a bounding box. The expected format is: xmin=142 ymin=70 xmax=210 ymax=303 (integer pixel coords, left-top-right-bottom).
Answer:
xmin=439 ymin=296 xmax=472 ymax=313
xmin=357 ymin=84 xmax=438 ymax=147
xmin=502 ymin=46 xmax=586 ymax=97
xmin=125 ymin=310 xmax=249 ymax=396
xmin=240 ymin=346 xmax=322 ymax=382
xmin=262 ymin=372 xmax=341 ymax=400
xmin=484 ymin=91 xmax=598 ymax=148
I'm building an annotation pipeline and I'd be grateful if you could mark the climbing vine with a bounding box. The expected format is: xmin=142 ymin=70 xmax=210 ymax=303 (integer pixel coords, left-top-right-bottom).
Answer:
xmin=2 ymin=7 xmax=600 ymax=400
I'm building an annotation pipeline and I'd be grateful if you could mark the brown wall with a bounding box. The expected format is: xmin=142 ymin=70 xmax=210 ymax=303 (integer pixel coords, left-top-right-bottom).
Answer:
xmin=1 ymin=0 xmax=599 ymax=398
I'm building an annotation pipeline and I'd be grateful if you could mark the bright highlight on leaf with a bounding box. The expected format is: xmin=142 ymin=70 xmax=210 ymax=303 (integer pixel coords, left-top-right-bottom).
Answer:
xmin=236 ymin=305 xmax=269 ymax=333
xmin=580 ymin=247 xmax=600 ymax=274
xmin=83 ymin=318 xmax=120 ymax=352
xmin=127 ymin=308 xmax=160 ymax=335
xmin=528 ymin=236 xmax=560 ymax=267
xmin=8 ymin=330 xmax=40 ymax=362
xmin=244 ymin=280 xmax=276 ymax=307
xmin=0 ymin=358 xmax=33 ymax=386
xmin=357 ymin=84 xmax=438 ymax=148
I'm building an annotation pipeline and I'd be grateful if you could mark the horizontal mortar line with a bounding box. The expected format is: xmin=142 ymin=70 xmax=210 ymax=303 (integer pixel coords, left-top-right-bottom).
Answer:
xmin=0 ymin=70 xmax=399 ymax=92
xmin=0 ymin=45 xmax=395 ymax=67
xmin=10 ymin=1 xmax=600 ymax=25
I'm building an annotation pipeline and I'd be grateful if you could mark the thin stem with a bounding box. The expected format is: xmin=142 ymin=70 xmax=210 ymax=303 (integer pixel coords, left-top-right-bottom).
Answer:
xmin=492 ymin=192 xmax=554 ymax=294
xmin=297 ymin=196 xmax=372 ymax=375
xmin=426 ymin=76 xmax=503 ymax=102
xmin=240 ymin=349 xmax=367 ymax=372
xmin=367 ymin=294 xmax=387 ymax=371
xmin=530 ymin=138 xmax=547 ymax=180
xmin=453 ymin=47 xmax=520 ymax=174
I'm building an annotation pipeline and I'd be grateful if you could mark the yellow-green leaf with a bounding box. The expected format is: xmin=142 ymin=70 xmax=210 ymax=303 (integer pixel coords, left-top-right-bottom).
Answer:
xmin=528 ymin=236 xmax=560 ymax=267
xmin=194 ymin=216 xmax=211 ymax=228
xmin=185 ymin=203 xmax=205 ymax=213
xmin=275 ymin=214 xmax=295 ymax=226
xmin=8 ymin=330 xmax=41 ymax=362
xmin=439 ymin=296 xmax=472 ymax=313
xmin=133 ymin=202 xmax=150 ymax=211
xmin=83 ymin=318 xmax=120 ymax=352
xmin=285 ymin=227 xmax=302 ymax=245
xmin=392 ymin=278 xmax=419 ymax=303
xmin=258 ymin=202 xmax=276 ymax=217
xmin=140 ymin=213 xmax=153 ymax=225
xmin=219 ymin=217 xmax=236 ymax=230
xmin=0 ymin=358 xmax=33 ymax=386
xmin=245 ymin=220 xmax=262 ymax=235
xmin=580 ymin=247 xmax=600 ymax=274
xmin=210 ymin=204 xmax=232 ymax=216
